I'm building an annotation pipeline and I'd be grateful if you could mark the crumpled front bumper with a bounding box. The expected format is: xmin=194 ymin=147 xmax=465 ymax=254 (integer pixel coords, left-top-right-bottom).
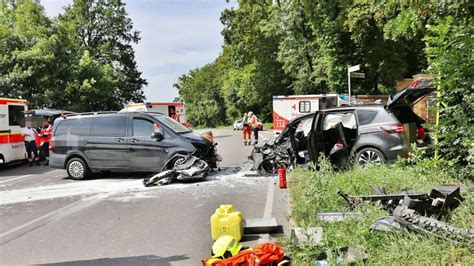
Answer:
xmin=249 ymin=141 xmax=292 ymax=173
xmin=144 ymin=155 xmax=210 ymax=187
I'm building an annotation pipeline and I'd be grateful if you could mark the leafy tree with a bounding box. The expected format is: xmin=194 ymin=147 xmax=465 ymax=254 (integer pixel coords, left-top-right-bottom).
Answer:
xmin=0 ymin=0 xmax=146 ymax=112
xmin=270 ymin=1 xmax=425 ymax=95
xmin=384 ymin=2 xmax=473 ymax=179
xmin=0 ymin=0 xmax=55 ymax=107
xmin=56 ymin=0 xmax=146 ymax=111
xmin=220 ymin=0 xmax=293 ymax=121
xmin=174 ymin=63 xmax=226 ymax=128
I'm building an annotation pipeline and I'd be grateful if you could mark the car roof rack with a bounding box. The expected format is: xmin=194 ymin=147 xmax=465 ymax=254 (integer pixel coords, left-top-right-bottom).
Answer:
xmin=66 ymin=111 xmax=119 ymax=117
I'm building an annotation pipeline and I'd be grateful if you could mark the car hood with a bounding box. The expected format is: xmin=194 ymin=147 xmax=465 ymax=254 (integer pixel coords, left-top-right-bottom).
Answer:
xmin=386 ymin=80 xmax=435 ymax=111
xmin=181 ymin=131 xmax=209 ymax=144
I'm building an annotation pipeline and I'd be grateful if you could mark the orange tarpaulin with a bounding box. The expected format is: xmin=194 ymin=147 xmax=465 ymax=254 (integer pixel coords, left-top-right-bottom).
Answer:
xmin=203 ymin=243 xmax=285 ymax=266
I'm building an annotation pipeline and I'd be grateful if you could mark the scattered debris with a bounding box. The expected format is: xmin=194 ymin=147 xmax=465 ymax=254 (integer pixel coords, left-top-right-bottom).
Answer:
xmin=337 ymin=189 xmax=428 ymax=211
xmin=243 ymin=218 xmax=283 ymax=235
xmin=336 ymin=247 xmax=369 ymax=264
xmin=249 ymin=142 xmax=292 ymax=174
xmin=316 ymin=211 xmax=361 ymax=222
xmin=290 ymin=227 xmax=323 ymax=246
xmin=393 ymin=206 xmax=474 ymax=243
xmin=249 ymin=114 xmax=314 ymax=174
xmin=316 ymin=247 xmax=368 ymax=265
xmin=337 ymin=185 xmax=472 ymax=244
xmin=338 ymin=185 xmax=463 ymax=218
xmin=143 ymin=154 xmax=209 ymax=187
xmin=369 ymin=216 xmax=406 ymax=233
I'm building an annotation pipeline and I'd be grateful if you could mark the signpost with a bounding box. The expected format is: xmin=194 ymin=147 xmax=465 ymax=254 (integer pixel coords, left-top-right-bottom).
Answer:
xmin=350 ymin=72 xmax=365 ymax=78
xmin=347 ymin=64 xmax=364 ymax=104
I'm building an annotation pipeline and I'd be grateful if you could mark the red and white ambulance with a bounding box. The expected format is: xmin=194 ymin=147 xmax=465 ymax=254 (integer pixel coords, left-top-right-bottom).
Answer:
xmin=0 ymin=98 xmax=28 ymax=165
xmin=272 ymin=94 xmax=353 ymax=131
xmin=120 ymin=102 xmax=191 ymax=127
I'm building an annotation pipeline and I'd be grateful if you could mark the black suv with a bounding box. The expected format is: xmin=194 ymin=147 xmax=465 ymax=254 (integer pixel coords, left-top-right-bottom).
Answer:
xmin=50 ymin=112 xmax=219 ymax=179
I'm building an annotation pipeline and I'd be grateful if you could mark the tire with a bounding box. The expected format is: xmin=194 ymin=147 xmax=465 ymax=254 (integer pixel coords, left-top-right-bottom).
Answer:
xmin=66 ymin=157 xmax=90 ymax=180
xmin=355 ymin=147 xmax=385 ymax=166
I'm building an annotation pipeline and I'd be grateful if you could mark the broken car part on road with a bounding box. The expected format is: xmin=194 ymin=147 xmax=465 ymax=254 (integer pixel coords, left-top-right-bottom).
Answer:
xmin=316 ymin=211 xmax=361 ymax=223
xmin=249 ymin=113 xmax=314 ymax=174
xmin=393 ymin=206 xmax=474 ymax=243
xmin=338 ymin=185 xmax=472 ymax=244
xmin=338 ymin=185 xmax=463 ymax=217
xmin=143 ymin=154 xmax=209 ymax=187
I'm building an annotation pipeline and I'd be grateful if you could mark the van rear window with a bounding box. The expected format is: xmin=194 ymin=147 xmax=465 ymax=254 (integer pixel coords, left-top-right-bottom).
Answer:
xmin=90 ymin=116 xmax=127 ymax=137
xmin=55 ymin=118 xmax=91 ymax=136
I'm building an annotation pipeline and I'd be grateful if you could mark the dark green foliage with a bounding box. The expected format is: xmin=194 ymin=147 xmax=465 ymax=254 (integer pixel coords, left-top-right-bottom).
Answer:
xmin=0 ymin=0 xmax=146 ymax=111
xmin=174 ymin=63 xmax=226 ymax=128
xmin=384 ymin=2 xmax=473 ymax=179
xmin=177 ymin=0 xmax=428 ymax=125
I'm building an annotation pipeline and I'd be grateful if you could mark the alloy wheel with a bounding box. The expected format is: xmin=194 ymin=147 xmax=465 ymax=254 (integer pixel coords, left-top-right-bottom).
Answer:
xmin=358 ymin=150 xmax=382 ymax=165
xmin=68 ymin=161 xmax=84 ymax=178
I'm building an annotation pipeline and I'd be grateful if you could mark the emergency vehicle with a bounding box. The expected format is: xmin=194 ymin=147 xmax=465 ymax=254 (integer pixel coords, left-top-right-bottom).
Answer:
xmin=0 ymin=98 xmax=28 ymax=165
xmin=272 ymin=94 xmax=353 ymax=131
xmin=119 ymin=102 xmax=190 ymax=127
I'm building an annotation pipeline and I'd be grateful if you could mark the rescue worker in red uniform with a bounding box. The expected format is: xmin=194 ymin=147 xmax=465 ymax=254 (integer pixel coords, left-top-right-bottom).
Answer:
xmin=39 ymin=119 xmax=52 ymax=166
xmin=242 ymin=113 xmax=252 ymax=146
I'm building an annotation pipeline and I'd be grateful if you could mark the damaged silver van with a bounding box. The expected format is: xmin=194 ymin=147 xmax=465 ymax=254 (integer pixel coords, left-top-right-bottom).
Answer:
xmin=251 ymin=80 xmax=434 ymax=172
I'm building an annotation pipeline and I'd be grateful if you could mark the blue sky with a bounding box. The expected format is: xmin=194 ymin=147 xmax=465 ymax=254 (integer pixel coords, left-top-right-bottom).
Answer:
xmin=41 ymin=0 xmax=236 ymax=102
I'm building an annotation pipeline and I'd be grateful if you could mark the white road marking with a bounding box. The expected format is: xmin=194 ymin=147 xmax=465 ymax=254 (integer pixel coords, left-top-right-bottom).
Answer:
xmin=263 ymin=179 xmax=275 ymax=219
xmin=0 ymin=175 xmax=32 ymax=184
xmin=259 ymin=176 xmax=277 ymax=243
xmin=0 ymin=179 xmax=143 ymax=205
xmin=0 ymin=194 xmax=106 ymax=245
xmin=258 ymin=133 xmax=269 ymax=141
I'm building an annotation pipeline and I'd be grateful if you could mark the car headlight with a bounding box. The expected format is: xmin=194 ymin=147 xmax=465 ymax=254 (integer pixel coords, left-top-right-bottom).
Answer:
xmin=201 ymin=131 xmax=213 ymax=143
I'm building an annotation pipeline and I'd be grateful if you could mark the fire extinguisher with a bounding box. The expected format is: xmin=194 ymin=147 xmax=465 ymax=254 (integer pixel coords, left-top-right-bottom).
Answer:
xmin=278 ymin=164 xmax=287 ymax=189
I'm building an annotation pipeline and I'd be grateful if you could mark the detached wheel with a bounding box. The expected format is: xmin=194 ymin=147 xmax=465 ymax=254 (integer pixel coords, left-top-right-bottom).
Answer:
xmin=66 ymin=157 xmax=89 ymax=180
xmin=356 ymin=148 xmax=385 ymax=166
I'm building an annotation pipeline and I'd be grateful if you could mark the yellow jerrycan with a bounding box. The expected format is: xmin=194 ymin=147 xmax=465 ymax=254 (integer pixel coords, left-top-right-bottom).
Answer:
xmin=211 ymin=204 xmax=244 ymax=241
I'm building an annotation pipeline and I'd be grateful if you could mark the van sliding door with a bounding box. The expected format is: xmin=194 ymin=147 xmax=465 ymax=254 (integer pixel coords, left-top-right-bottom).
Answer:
xmin=85 ymin=116 xmax=129 ymax=169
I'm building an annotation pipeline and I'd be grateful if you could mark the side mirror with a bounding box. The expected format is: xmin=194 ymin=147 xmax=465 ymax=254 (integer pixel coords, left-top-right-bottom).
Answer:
xmin=151 ymin=132 xmax=164 ymax=141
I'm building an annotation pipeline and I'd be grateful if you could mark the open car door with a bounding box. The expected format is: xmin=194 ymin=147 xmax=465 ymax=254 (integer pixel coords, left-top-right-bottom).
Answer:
xmin=386 ymin=80 xmax=435 ymax=111
xmin=308 ymin=112 xmax=323 ymax=164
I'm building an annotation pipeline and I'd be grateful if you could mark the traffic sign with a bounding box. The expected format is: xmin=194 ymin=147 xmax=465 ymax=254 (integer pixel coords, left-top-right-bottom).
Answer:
xmin=348 ymin=65 xmax=360 ymax=72
xmin=350 ymin=72 xmax=365 ymax=78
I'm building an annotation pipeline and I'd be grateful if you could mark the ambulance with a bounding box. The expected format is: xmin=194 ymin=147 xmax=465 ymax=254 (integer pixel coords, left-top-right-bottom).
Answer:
xmin=120 ymin=102 xmax=191 ymax=127
xmin=0 ymin=98 xmax=28 ymax=165
xmin=272 ymin=94 xmax=354 ymax=132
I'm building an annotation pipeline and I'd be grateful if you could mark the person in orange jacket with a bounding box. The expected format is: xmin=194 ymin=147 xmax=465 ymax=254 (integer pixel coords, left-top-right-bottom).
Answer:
xmin=39 ymin=119 xmax=52 ymax=166
xmin=248 ymin=111 xmax=261 ymax=145
xmin=242 ymin=113 xmax=252 ymax=146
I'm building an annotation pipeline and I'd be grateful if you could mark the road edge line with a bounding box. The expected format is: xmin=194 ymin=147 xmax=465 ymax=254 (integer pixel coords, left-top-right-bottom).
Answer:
xmin=0 ymin=175 xmax=32 ymax=184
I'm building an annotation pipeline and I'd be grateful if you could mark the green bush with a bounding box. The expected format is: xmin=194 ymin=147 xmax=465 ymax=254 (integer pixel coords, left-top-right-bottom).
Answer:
xmin=288 ymin=160 xmax=473 ymax=265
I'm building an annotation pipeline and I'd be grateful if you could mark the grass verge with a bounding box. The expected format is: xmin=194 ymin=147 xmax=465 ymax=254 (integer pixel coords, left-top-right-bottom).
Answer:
xmin=287 ymin=160 xmax=473 ymax=265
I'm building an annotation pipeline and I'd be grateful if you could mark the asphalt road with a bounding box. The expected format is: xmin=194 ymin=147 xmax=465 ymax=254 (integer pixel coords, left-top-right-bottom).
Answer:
xmin=0 ymin=128 xmax=289 ymax=265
